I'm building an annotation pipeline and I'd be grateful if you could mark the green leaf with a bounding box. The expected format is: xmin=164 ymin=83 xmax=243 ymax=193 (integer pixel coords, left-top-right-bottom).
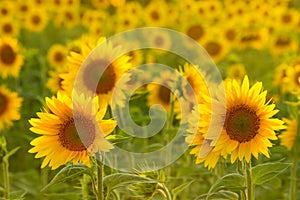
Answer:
xmin=208 ymin=173 xmax=245 ymax=194
xmin=150 ymin=190 xmax=166 ymax=200
xmin=208 ymin=191 xmax=239 ymax=200
xmin=252 ymin=162 xmax=290 ymax=185
xmin=10 ymin=189 xmax=27 ymax=200
xmin=104 ymin=173 xmax=158 ymax=192
xmin=42 ymin=164 xmax=93 ymax=191
xmin=172 ymin=180 xmax=194 ymax=200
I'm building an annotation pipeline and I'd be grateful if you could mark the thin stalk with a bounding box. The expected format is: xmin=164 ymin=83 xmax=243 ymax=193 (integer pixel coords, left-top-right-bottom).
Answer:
xmin=96 ymin=154 xmax=104 ymax=200
xmin=245 ymin=161 xmax=254 ymax=200
xmin=81 ymin=174 xmax=90 ymax=200
xmin=1 ymin=135 xmax=9 ymax=200
xmin=237 ymin=160 xmax=246 ymax=200
xmin=290 ymin=104 xmax=299 ymax=200
xmin=165 ymin=92 xmax=175 ymax=177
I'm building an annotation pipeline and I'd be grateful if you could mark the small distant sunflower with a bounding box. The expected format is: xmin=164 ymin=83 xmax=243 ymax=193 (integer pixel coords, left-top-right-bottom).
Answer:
xmin=178 ymin=63 xmax=209 ymax=104
xmin=54 ymin=9 xmax=80 ymax=29
xmin=47 ymin=44 xmax=67 ymax=68
xmin=114 ymin=12 xmax=140 ymax=33
xmin=24 ymin=9 xmax=48 ymax=32
xmin=0 ymin=85 xmax=23 ymax=132
xmin=277 ymin=8 xmax=299 ymax=30
xmin=273 ymin=63 xmax=289 ymax=93
xmin=143 ymin=1 xmax=168 ymax=27
xmin=210 ymin=76 xmax=285 ymax=163
xmin=182 ymin=22 xmax=206 ymax=44
xmin=0 ymin=37 xmax=23 ymax=78
xmin=146 ymin=30 xmax=172 ymax=54
xmin=0 ymin=18 xmax=20 ymax=37
xmin=285 ymin=64 xmax=300 ymax=94
xmin=269 ymin=33 xmax=298 ymax=57
xmin=46 ymin=67 xmax=68 ymax=94
xmin=237 ymin=28 xmax=269 ymax=50
xmin=279 ymin=118 xmax=296 ymax=151
xmin=202 ymin=32 xmax=229 ymax=63
xmin=226 ymin=63 xmax=246 ymax=81
xmin=91 ymin=0 xmax=110 ymax=9
xmin=29 ymin=92 xmax=116 ymax=170
xmin=0 ymin=1 xmax=15 ymax=19
xmin=147 ymin=71 xmax=179 ymax=112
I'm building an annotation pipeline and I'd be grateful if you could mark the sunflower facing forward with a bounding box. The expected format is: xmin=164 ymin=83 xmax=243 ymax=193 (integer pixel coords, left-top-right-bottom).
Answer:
xmin=0 ymin=37 xmax=23 ymax=78
xmin=187 ymin=76 xmax=285 ymax=168
xmin=0 ymin=85 xmax=23 ymax=132
xmin=29 ymin=92 xmax=116 ymax=170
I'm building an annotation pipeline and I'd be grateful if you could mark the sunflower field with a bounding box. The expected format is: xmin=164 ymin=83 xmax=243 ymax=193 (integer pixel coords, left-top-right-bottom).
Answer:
xmin=1 ymin=0 xmax=300 ymax=199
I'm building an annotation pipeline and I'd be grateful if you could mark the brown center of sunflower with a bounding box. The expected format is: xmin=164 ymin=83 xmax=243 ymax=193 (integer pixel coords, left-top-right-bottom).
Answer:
xmin=83 ymin=59 xmax=116 ymax=95
xmin=54 ymin=51 xmax=64 ymax=63
xmin=282 ymin=14 xmax=292 ymax=23
xmin=241 ymin=34 xmax=259 ymax=42
xmin=225 ymin=105 xmax=260 ymax=143
xmin=65 ymin=12 xmax=73 ymax=20
xmin=20 ymin=5 xmax=28 ymax=12
xmin=294 ymin=72 xmax=300 ymax=86
xmin=225 ymin=29 xmax=236 ymax=41
xmin=150 ymin=11 xmax=159 ymax=21
xmin=59 ymin=117 xmax=95 ymax=151
xmin=0 ymin=92 xmax=8 ymax=115
xmin=154 ymin=36 xmax=164 ymax=47
xmin=275 ymin=36 xmax=290 ymax=47
xmin=2 ymin=23 xmax=13 ymax=34
xmin=158 ymin=86 xmax=171 ymax=104
xmin=187 ymin=25 xmax=204 ymax=41
xmin=1 ymin=8 xmax=8 ymax=15
xmin=0 ymin=44 xmax=16 ymax=65
xmin=205 ymin=41 xmax=221 ymax=56
xmin=31 ymin=15 xmax=41 ymax=25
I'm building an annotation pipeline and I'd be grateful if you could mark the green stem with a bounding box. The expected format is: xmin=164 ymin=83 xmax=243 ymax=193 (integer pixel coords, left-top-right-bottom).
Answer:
xmin=165 ymin=92 xmax=175 ymax=177
xmin=96 ymin=154 xmax=104 ymax=200
xmin=1 ymin=136 xmax=9 ymax=200
xmin=81 ymin=174 xmax=90 ymax=200
xmin=245 ymin=161 xmax=254 ymax=200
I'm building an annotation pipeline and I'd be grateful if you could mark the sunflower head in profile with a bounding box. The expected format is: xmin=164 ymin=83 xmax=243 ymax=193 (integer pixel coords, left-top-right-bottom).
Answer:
xmin=29 ymin=92 xmax=116 ymax=170
xmin=0 ymin=37 xmax=23 ymax=78
xmin=279 ymin=118 xmax=296 ymax=151
xmin=187 ymin=76 xmax=285 ymax=169
xmin=0 ymin=85 xmax=23 ymax=132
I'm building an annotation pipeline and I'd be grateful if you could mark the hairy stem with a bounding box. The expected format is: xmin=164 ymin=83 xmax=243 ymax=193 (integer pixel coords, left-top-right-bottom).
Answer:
xmin=245 ymin=161 xmax=254 ymax=200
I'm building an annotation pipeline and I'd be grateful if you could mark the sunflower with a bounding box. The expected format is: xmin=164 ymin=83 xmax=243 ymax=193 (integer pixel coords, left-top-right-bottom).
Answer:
xmin=276 ymin=8 xmax=299 ymax=30
xmin=0 ymin=85 xmax=23 ymax=132
xmin=210 ymin=76 xmax=285 ymax=163
xmin=53 ymin=9 xmax=80 ymax=29
xmin=273 ymin=63 xmax=289 ymax=93
xmin=46 ymin=67 xmax=68 ymax=94
xmin=237 ymin=28 xmax=269 ymax=50
xmin=226 ymin=63 xmax=246 ymax=81
xmin=91 ymin=0 xmax=110 ymax=9
xmin=47 ymin=44 xmax=67 ymax=68
xmin=29 ymin=92 xmax=116 ymax=170
xmin=284 ymin=64 xmax=300 ymax=94
xmin=279 ymin=118 xmax=296 ymax=151
xmin=0 ymin=1 xmax=15 ymax=19
xmin=143 ymin=1 xmax=168 ymax=27
xmin=24 ymin=8 xmax=48 ymax=32
xmin=146 ymin=70 xmax=179 ymax=112
xmin=61 ymin=37 xmax=131 ymax=104
xmin=0 ymin=37 xmax=23 ymax=78
xmin=145 ymin=30 xmax=172 ymax=55
xmin=0 ymin=18 xmax=20 ymax=37
xmin=202 ymin=31 xmax=229 ymax=63
xmin=185 ymin=106 xmax=223 ymax=170
xmin=187 ymin=76 xmax=285 ymax=168
xmin=269 ymin=33 xmax=298 ymax=57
